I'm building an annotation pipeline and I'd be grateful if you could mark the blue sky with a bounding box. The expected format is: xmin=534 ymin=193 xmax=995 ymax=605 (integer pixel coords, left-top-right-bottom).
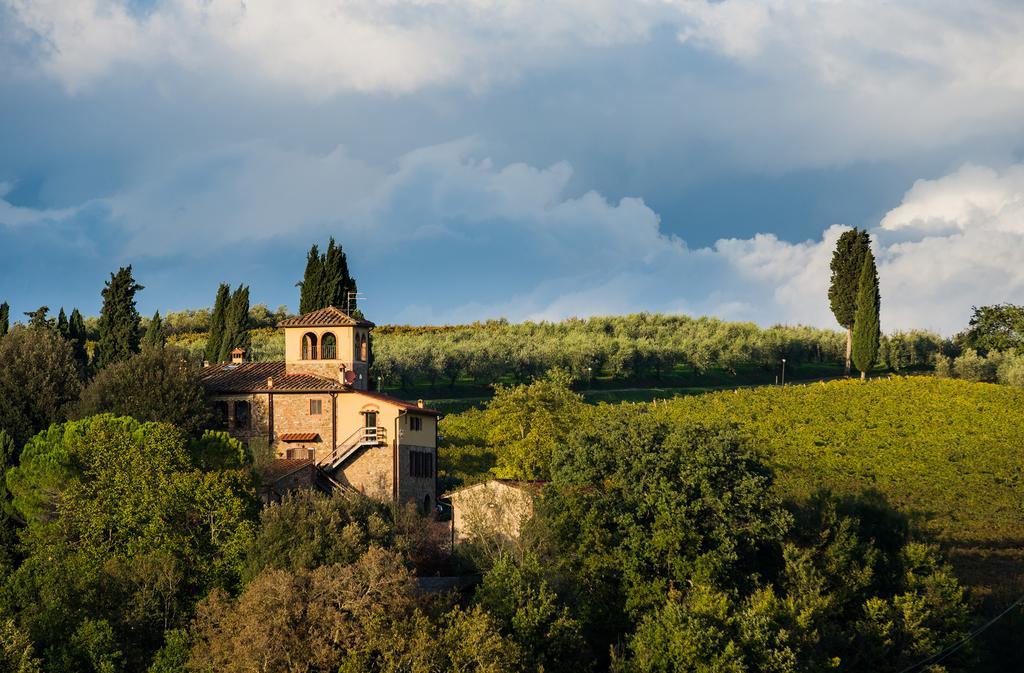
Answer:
xmin=2 ymin=1 xmax=1024 ymax=334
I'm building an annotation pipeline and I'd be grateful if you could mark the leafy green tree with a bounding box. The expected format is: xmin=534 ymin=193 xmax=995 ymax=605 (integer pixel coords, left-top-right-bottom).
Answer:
xmin=96 ymin=266 xmax=144 ymax=368
xmin=0 ymin=327 xmax=82 ymax=449
xmin=487 ymin=370 xmax=585 ymax=481
xmin=475 ymin=554 xmax=589 ymax=672
xmin=68 ymin=308 xmax=90 ymax=371
xmin=142 ymin=311 xmax=167 ymax=350
xmin=539 ymin=410 xmax=791 ymax=651
xmin=959 ymin=304 xmax=1024 ymax=355
xmin=0 ymin=619 xmax=43 ymax=673
xmin=73 ymin=348 xmax=211 ymax=437
xmin=0 ymin=301 xmax=9 ymax=337
xmin=828 ymin=228 xmax=870 ymax=374
xmin=4 ymin=415 xmax=258 ymax=671
xmin=851 ymin=250 xmax=881 ymax=380
xmin=204 ymin=283 xmax=230 ymax=363
xmin=242 ymin=489 xmax=394 ymax=582
xmin=217 ymin=285 xmax=250 ymax=362
xmin=190 ymin=547 xmax=416 ymax=673
xmin=22 ymin=307 xmax=52 ymax=330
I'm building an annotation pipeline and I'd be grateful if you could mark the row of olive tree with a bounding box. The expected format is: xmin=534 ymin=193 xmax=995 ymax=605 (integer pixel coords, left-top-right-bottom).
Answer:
xmin=369 ymin=315 xmax=945 ymax=389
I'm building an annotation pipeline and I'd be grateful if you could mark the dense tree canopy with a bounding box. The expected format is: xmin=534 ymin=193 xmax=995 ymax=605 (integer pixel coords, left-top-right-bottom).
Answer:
xmin=0 ymin=327 xmax=82 ymax=450
xmin=142 ymin=311 xmax=167 ymax=350
xmin=3 ymin=415 xmax=258 ymax=672
xmin=73 ymin=348 xmax=211 ymax=437
xmin=959 ymin=304 xmax=1024 ymax=355
xmin=217 ymin=285 xmax=250 ymax=362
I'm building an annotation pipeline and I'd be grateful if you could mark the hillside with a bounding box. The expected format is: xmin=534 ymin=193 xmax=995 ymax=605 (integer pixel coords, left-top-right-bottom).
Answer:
xmin=441 ymin=376 xmax=1024 ymax=604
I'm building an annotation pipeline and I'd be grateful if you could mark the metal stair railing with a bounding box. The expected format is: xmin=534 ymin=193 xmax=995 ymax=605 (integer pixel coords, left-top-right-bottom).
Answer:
xmin=318 ymin=426 xmax=385 ymax=471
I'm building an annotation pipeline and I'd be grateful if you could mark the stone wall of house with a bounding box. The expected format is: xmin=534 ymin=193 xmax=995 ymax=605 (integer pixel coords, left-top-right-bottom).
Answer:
xmin=398 ymin=442 xmax=437 ymax=511
xmin=272 ymin=392 xmax=336 ymax=461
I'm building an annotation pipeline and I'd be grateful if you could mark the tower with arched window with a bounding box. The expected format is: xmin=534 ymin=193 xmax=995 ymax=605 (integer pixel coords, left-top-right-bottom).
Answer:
xmin=278 ymin=306 xmax=373 ymax=390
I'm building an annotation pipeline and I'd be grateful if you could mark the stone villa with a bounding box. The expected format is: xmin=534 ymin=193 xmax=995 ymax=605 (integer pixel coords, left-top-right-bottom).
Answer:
xmin=199 ymin=306 xmax=440 ymax=509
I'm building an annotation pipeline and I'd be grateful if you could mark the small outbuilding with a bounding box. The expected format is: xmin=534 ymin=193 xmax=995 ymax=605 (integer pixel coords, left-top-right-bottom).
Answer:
xmin=446 ymin=479 xmax=545 ymax=546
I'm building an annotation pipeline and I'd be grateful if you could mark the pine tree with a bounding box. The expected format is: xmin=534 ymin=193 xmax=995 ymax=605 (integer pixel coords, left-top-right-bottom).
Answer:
xmin=23 ymin=307 xmax=52 ymax=330
xmin=0 ymin=302 xmax=8 ymax=337
xmin=142 ymin=311 xmax=167 ymax=350
xmin=828 ymin=228 xmax=870 ymax=375
xmin=68 ymin=308 xmax=89 ymax=370
xmin=56 ymin=308 xmax=69 ymax=339
xmin=96 ymin=266 xmax=144 ymax=368
xmin=205 ymin=283 xmax=231 ymax=364
xmin=218 ymin=285 xmax=250 ymax=362
xmin=852 ymin=249 xmax=881 ymax=380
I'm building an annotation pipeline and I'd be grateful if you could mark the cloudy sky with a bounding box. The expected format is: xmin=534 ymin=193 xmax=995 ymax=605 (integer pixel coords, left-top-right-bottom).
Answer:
xmin=2 ymin=0 xmax=1024 ymax=334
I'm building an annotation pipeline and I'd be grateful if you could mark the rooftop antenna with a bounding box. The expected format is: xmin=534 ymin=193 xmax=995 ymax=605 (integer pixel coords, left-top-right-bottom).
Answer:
xmin=345 ymin=291 xmax=366 ymax=315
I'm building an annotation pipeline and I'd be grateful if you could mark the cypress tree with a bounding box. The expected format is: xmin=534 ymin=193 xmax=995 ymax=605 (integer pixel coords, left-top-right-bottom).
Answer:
xmin=56 ymin=308 xmax=69 ymax=339
xmin=142 ymin=311 xmax=167 ymax=350
xmin=96 ymin=266 xmax=144 ymax=368
xmin=68 ymin=308 xmax=89 ymax=370
xmin=297 ymin=239 xmax=357 ymax=314
xmin=0 ymin=301 xmax=8 ymax=337
xmin=851 ymin=249 xmax=881 ymax=380
xmin=828 ymin=228 xmax=870 ymax=375
xmin=205 ymin=283 xmax=231 ymax=363
xmin=218 ymin=285 xmax=250 ymax=362
xmin=297 ymin=244 xmax=323 ymax=314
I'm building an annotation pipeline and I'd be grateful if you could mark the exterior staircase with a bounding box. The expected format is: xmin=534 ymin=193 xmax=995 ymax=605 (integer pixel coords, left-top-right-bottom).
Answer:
xmin=317 ymin=426 xmax=385 ymax=472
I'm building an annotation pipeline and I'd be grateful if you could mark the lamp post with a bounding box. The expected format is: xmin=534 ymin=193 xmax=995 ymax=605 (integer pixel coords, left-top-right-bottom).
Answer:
xmin=781 ymin=358 xmax=787 ymax=386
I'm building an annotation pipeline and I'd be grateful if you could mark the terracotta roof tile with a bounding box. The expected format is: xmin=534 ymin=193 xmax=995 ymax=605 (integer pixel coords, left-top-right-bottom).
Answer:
xmin=278 ymin=306 xmax=374 ymax=329
xmin=199 ymin=362 xmax=346 ymax=393
xmin=257 ymin=458 xmax=314 ymax=483
xmin=354 ymin=390 xmax=442 ymax=415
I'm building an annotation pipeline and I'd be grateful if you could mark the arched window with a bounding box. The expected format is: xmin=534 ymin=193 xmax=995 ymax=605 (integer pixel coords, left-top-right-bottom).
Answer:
xmin=302 ymin=333 xmax=318 ymax=360
xmin=321 ymin=333 xmax=337 ymax=360
xmin=359 ymin=333 xmax=368 ymax=362
xmin=423 ymin=494 xmax=432 ymax=515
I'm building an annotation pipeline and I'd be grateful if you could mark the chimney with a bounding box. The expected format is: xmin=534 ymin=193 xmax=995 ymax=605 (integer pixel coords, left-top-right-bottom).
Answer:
xmin=417 ymin=399 xmax=424 ymax=408
xmin=266 ymin=376 xmax=274 ymax=389
xmin=202 ymin=360 xmax=210 ymax=368
xmin=231 ymin=348 xmax=246 ymax=364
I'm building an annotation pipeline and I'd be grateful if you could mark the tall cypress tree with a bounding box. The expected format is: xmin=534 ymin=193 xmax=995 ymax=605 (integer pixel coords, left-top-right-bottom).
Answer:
xmin=205 ymin=283 xmax=231 ymax=364
xmin=0 ymin=301 xmax=8 ymax=337
xmin=56 ymin=308 xmax=69 ymax=339
xmin=96 ymin=266 xmax=144 ymax=368
xmin=828 ymin=228 xmax=870 ymax=375
xmin=68 ymin=308 xmax=89 ymax=370
xmin=218 ymin=285 xmax=250 ymax=362
xmin=851 ymin=249 xmax=881 ymax=380
xmin=143 ymin=311 xmax=167 ymax=350
xmin=297 ymin=244 xmax=323 ymax=315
